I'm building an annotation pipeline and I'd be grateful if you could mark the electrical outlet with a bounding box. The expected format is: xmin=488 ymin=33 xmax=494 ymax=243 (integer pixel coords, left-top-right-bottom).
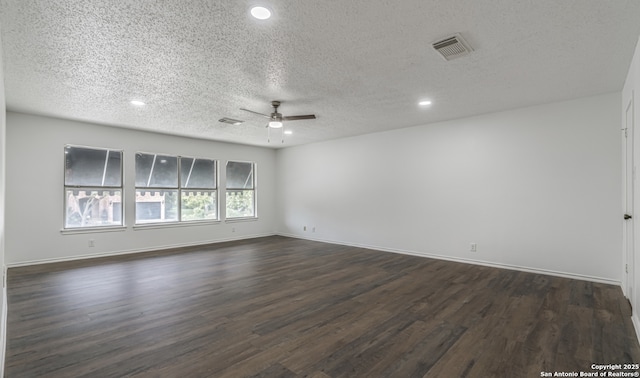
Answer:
xmin=470 ymin=243 xmax=477 ymax=252
xmin=312 ymin=227 xmax=316 ymax=233
xmin=232 ymin=227 xmax=236 ymax=233
xmin=304 ymin=226 xmax=307 ymax=231
xmin=88 ymin=239 xmax=95 ymax=247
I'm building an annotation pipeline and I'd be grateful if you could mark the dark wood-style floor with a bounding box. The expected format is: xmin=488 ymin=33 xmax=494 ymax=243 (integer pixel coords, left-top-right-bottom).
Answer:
xmin=5 ymin=236 xmax=640 ymax=377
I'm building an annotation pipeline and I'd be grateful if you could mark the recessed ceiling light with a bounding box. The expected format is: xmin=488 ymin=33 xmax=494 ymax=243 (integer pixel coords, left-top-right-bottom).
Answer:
xmin=130 ymin=100 xmax=145 ymax=106
xmin=419 ymin=100 xmax=432 ymax=106
xmin=284 ymin=130 xmax=293 ymax=135
xmin=250 ymin=6 xmax=272 ymax=20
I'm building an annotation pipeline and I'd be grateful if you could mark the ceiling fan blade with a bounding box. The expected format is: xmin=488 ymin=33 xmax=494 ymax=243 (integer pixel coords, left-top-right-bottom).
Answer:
xmin=283 ymin=114 xmax=316 ymax=121
xmin=240 ymin=108 xmax=271 ymax=119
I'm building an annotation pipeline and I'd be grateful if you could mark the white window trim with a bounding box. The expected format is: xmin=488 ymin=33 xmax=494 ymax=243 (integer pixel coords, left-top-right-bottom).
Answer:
xmin=224 ymin=217 xmax=259 ymax=223
xmin=60 ymin=226 xmax=127 ymax=235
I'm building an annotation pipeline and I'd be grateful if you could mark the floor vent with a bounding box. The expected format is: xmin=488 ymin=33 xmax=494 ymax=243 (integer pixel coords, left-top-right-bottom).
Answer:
xmin=432 ymin=33 xmax=473 ymax=61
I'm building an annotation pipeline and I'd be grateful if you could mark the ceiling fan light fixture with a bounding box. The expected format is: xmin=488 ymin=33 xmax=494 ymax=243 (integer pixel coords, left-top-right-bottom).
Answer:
xmin=250 ymin=6 xmax=272 ymax=20
xmin=240 ymin=100 xmax=315 ymax=136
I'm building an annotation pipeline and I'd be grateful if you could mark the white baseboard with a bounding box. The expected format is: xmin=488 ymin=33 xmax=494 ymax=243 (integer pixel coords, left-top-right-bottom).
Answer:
xmin=6 ymin=233 xmax=276 ymax=268
xmin=633 ymin=314 xmax=640 ymax=349
xmin=277 ymin=233 xmax=621 ymax=286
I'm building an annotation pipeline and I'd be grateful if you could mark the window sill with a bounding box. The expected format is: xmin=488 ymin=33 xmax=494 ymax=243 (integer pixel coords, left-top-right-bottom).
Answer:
xmin=133 ymin=220 xmax=221 ymax=231
xmin=61 ymin=226 xmax=127 ymax=235
xmin=225 ymin=217 xmax=258 ymax=223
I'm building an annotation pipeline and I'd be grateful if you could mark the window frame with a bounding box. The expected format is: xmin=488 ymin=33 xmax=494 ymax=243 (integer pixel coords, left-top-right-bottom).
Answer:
xmin=134 ymin=152 xmax=219 ymax=225
xmin=63 ymin=144 xmax=125 ymax=231
xmin=225 ymin=160 xmax=257 ymax=220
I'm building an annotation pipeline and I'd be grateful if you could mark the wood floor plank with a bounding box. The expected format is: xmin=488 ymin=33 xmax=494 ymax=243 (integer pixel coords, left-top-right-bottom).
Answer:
xmin=5 ymin=236 xmax=640 ymax=377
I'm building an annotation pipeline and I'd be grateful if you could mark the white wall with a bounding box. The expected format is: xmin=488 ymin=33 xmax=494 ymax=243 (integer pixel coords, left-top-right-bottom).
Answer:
xmin=0 ymin=25 xmax=7 ymax=376
xmin=5 ymin=112 xmax=277 ymax=265
xmin=623 ymin=35 xmax=640 ymax=342
xmin=277 ymin=93 xmax=622 ymax=283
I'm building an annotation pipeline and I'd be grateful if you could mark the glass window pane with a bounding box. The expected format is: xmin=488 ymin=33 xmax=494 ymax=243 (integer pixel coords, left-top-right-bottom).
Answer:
xmin=135 ymin=153 xmax=154 ymax=187
xmin=136 ymin=153 xmax=178 ymax=188
xmin=65 ymin=189 xmax=122 ymax=228
xmin=181 ymin=190 xmax=217 ymax=221
xmin=104 ymin=150 xmax=122 ymax=186
xmin=226 ymin=190 xmax=254 ymax=218
xmin=226 ymin=161 xmax=254 ymax=189
xmin=65 ymin=146 xmax=122 ymax=187
xmin=181 ymin=158 xmax=215 ymax=188
xmin=135 ymin=190 xmax=179 ymax=223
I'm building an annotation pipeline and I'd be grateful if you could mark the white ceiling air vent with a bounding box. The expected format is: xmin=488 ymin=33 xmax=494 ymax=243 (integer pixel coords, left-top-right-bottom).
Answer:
xmin=432 ymin=33 xmax=473 ymax=61
xmin=218 ymin=117 xmax=244 ymax=125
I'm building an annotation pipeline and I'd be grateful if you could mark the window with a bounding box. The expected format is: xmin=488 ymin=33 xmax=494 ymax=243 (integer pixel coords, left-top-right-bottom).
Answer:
xmin=135 ymin=153 xmax=178 ymax=224
xmin=64 ymin=145 xmax=123 ymax=229
xmin=135 ymin=153 xmax=217 ymax=224
xmin=180 ymin=157 xmax=217 ymax=221
xmin=226 ymin=161 xmax=255 ymax=218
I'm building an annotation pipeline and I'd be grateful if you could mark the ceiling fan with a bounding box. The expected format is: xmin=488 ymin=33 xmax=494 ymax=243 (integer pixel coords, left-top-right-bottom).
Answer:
xmin=240 ymin=101 xmax=316 ymax=129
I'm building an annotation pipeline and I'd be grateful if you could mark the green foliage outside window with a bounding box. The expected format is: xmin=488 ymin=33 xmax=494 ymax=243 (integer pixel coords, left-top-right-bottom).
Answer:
xmin=181 ymin=192 xmax=216 ymax=221
xmin=226 ymin=190 xmax=254 ymax=218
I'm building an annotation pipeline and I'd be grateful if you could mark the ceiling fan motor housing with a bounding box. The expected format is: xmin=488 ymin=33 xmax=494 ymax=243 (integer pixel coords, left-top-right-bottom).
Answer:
xmin=239 ymin=100 xmax=316 ymax=129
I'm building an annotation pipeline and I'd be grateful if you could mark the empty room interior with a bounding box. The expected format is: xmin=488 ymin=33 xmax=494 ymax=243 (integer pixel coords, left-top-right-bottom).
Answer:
xmin=1 ymin=1 xmax=640 ymax=377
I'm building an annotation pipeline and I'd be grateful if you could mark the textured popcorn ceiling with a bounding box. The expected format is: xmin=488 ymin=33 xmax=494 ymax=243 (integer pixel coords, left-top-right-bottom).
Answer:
xmin=1 ymin=1 xmax=640 ymax=148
